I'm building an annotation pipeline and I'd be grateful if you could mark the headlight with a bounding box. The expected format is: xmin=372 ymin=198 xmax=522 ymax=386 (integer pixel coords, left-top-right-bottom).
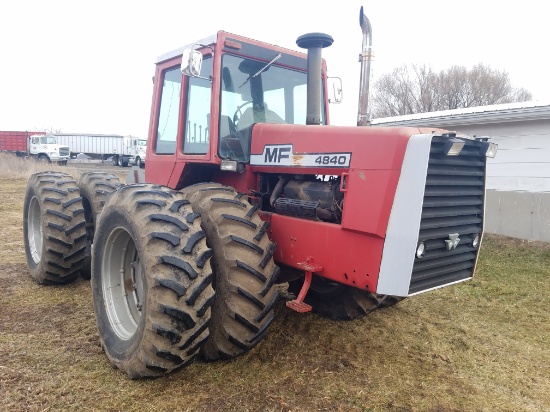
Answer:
xmin=483 ymin=142 xmax=498 ymax=158
xmin=472 ymin=233 xmax=481 ymax=248
xmin=416 ymin=242 xmax=426 ymax=258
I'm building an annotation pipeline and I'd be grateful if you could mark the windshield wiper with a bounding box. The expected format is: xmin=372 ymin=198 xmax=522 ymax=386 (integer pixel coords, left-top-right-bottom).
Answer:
xmin=239 ymin=53 xmax=282 ymax=88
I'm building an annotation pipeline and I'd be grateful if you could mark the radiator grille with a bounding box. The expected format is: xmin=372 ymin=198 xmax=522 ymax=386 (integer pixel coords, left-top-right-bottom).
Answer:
xmin=409 ymin=137 xmax=487 ymax=294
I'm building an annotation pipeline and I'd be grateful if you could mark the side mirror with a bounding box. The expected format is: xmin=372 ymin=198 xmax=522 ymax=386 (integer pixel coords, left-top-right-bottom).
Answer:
xmin=327 ymin=77 xmax=343 ymax=104
xmin=181 ymin=49 xmax=203 ymax=77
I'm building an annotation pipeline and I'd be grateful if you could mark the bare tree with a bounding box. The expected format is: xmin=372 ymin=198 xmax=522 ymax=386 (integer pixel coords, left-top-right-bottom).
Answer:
xmin=32 ymin=126 xmax=63 ymax=134
xmin=372 ymin=63 xmax=533 ymax=118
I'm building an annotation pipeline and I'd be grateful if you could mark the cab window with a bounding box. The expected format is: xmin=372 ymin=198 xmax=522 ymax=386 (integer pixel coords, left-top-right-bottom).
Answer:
xmin=155 ymin=67 xmax=181 ymax=155
xmin=218 ymin=53 xmax=325 ymax=162
xmin=183 ymin=57 xmax=213 ymax=154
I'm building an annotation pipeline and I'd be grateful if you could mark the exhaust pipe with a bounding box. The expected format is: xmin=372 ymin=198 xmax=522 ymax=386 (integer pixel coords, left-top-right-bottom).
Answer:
xmin=357 ymin=6 xmax=373 ymax=126
xmin=296 ymin=33 xmax=334 ymax=125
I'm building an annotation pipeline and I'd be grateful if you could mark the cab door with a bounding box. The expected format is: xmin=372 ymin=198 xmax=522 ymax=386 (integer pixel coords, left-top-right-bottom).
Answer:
xmin=145 ymin=63 xmax=183 ymax=185
xmin=146 ymin=54 xmax=214 ymax=187
xmin=29 ymin=136 xmax=40 ymax=155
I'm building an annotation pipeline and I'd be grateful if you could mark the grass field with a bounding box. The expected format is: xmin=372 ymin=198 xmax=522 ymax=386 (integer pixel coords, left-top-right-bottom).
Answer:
xmin=0 ymin=154 xmax=549 ymax=411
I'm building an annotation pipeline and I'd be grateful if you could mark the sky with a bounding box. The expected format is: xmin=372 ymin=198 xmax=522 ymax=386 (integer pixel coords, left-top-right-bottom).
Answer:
xmin=1 ymin=0 xmax=548 ymax=137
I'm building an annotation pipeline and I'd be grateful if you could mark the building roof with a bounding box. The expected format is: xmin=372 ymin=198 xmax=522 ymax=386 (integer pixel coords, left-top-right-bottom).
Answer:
xmin=371 ymin=100 xmax=550 ymax=127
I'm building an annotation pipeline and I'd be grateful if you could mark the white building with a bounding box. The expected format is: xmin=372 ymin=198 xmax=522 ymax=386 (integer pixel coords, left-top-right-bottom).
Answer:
xmin=372 ymin=101 xmax=550 ymax=242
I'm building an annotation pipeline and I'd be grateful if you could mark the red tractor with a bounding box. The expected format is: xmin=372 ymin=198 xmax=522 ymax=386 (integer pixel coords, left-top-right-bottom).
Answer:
xmin=23 ymin=7 xmax=497 ymax=379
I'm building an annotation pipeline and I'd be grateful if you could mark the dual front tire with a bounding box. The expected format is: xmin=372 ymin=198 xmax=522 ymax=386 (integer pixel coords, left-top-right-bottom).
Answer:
xmin=91 ymin=185 xmax=215 ymax=378
xmin=183 ymin=183 xmax=280 ymax=361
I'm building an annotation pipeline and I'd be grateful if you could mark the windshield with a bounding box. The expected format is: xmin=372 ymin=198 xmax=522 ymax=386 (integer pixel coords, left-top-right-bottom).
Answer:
xmin=218 ymin=53 xmax=325 ymax=162
xmin=137 ymin=140 xmax=147 ymax=146
xmin=40 ymin=136 xmax=57 ymax=144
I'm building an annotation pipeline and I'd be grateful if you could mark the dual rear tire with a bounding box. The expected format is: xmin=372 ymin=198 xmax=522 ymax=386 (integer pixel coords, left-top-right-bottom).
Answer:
xmin=23 ymin=172 xmax=87 ymax=284
xmin=77 ymin=172 xmax=122 ymax=279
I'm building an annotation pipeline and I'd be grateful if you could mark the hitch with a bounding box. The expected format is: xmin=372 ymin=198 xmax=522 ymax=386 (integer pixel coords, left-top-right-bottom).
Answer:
xmin=286 ymin=260 xmax=323 ymax=313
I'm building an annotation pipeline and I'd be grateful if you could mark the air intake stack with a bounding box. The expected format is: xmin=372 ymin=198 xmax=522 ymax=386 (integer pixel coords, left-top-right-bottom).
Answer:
xmin=296 ymin=33 xmax=334 ymax=125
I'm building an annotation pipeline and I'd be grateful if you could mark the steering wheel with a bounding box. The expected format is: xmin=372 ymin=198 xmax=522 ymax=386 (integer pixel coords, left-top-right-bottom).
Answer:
xmin=233 ymin=101 xmax=253 ymax=128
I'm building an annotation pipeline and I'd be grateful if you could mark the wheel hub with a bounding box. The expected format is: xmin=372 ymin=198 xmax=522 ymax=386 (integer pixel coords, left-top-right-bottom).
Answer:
xmin=27 ymin=196 xmax=43 ymax=264
xmin=102 ymin=228 xmax=143 ymax=340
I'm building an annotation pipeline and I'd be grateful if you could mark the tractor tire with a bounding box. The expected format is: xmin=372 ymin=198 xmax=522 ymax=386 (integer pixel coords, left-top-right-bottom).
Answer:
xmin=135 ymin=157 xmax=143 ymax=168
xmin=112 ymin=156 xmax=120 ymax=167
xmin=23 ymin=172 xmax=87 ymax=284
xmin=288 ymin=277 xmax=403 ymax=321
xmin=184 ymin=183 xmax=280 ymax=361
xmin=38 ymin=154 xmax=50 ymax=163
xmin=92 ymin=184 xmax=215 ymax=379
xmin=77 ymin=171 xmax=123 ymax=280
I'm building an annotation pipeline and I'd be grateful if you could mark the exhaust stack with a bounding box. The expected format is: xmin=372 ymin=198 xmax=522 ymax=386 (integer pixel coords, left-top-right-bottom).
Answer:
xmin=296 ymin=33 xmax=334 ymax=125
xmin=357 ymin=6 xmax=373 ymax=126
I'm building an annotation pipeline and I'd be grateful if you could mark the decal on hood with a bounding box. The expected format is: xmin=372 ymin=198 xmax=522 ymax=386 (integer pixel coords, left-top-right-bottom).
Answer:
xmin=250 ymin=144 xmax=351 ymax=167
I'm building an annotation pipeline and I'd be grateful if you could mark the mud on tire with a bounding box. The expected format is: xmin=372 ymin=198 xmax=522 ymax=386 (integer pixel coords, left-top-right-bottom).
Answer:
xmin=92 ymin=184 xmax=215 ymax=378
xmin=77 ymin=171 xmax=122 ymax=279
xmin=23 ymin=172 xmax=87 ymax=284
xmin=184 ymin=183 xmax=280 ymax=361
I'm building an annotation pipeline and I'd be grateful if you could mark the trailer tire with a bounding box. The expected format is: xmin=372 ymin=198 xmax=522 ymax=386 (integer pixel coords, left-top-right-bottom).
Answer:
xmin=288 ymin=277 xmax=403 ymax=321
xmin=77 ymin=171 xmax=123 ymax=280
xmin=23 ymin=172 xmax=87 ymax=284
xmin=92 ymin=184 xmax=215 ymax=378
xmin=184 ymin=183 xmax=279 ymax=361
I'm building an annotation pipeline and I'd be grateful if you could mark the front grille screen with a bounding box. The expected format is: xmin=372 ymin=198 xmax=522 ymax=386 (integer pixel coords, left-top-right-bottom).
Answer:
xmin=409 ymin=137 xmax=486 ymax=294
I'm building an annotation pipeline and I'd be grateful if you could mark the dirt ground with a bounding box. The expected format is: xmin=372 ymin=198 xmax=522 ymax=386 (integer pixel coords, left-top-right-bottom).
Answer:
xmin=1 ymin=158 xmax=549 ymax=412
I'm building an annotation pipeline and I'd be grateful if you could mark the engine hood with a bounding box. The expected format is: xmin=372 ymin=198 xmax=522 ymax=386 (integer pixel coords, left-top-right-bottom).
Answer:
xmin=249 ymin=123 xmax=423 ymax=173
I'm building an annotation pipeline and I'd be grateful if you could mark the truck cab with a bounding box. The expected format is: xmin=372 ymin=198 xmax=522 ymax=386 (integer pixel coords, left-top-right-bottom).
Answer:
xmin=127 ymin=138 xmax=147 ymax=168
xmin=28 ymin=134 xmax=70 ymax=164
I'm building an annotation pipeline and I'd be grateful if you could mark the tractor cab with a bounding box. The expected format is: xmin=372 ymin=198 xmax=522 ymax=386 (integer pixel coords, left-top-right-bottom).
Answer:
xmin=145 ymin=31 xmax=333 ymax=188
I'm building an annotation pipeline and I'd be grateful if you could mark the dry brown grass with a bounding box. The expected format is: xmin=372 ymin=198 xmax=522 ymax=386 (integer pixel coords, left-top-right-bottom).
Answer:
xmin=0 ymin=153 xmax=128 ymax=181
xmin=1 ymin=155 xmax=549 ymax=411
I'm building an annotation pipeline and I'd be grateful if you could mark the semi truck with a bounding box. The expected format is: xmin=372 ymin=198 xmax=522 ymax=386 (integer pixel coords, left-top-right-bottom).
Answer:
xmin=52 ymin=133 xmax=147 ymax=167
xmin=0 ymin=131 xmax=70 ymax=164
xmin=23 ymin=6 xmax=497 ymax=379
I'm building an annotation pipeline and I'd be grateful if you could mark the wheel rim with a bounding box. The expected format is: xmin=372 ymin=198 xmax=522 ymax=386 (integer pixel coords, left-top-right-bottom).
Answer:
xmin=102 ymin=227 xmax=144 ymax=340
xmin=27 ymin=196 xmax=43 ymax=264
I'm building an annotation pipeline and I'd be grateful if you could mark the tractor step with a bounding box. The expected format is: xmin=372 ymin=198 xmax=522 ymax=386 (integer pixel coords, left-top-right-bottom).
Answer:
xmin=286 ymin=259 xmax=323 ymax=314
xmin=286 ymin=300 xmax=312 ymax=313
